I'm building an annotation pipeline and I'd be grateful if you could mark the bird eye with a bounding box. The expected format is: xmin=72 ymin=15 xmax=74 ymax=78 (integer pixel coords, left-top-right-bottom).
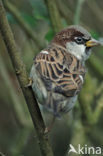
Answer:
xmin=75 ymin=37 xmax=83 ymax=44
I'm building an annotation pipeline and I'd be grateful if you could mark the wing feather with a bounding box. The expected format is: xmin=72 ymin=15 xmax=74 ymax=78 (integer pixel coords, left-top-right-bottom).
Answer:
xmin=34 ymin=45 xmax=85 ymax=97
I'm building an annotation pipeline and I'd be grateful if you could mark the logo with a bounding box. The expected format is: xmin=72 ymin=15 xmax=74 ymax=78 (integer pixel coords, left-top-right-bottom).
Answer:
xmin=68 ymin=144 xmax=102 ymax=155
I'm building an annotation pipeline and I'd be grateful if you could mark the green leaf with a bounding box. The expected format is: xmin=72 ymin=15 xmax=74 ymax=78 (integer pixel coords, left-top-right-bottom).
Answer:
xmin=21 ymin=12 xmax=37 ymax=27
xmin=45 ymin=29 xmax=54 ymax=42
xmin=7 ymin=13 xmax=16 ymax=23
xmin=90 ymin=30 xmax=100 ymax=39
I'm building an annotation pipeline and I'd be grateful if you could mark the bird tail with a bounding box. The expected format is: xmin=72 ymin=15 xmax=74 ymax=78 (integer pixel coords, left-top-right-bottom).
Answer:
xmin=45 ymin=92 xmax=64 ymax=117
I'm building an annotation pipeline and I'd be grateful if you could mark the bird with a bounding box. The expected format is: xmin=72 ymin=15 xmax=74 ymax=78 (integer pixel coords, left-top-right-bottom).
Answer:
xmin=30 ymin=25 xmax=101 ymax=131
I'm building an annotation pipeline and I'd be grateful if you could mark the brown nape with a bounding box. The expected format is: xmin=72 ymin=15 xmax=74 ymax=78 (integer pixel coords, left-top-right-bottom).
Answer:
xmin=51 ymin=28 xmax=85 ymax=48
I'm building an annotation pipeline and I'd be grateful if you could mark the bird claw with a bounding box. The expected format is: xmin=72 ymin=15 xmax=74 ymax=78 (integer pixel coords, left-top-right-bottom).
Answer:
xmin=25 ymin=78 xmax=33 ymax=88
xmin=44 ymin=127 xmax=50 ymax=134
xmin=15 ymin=69 xmax=21 ymax=74
xmin=44 ymin=116 xmax=56 ymax=134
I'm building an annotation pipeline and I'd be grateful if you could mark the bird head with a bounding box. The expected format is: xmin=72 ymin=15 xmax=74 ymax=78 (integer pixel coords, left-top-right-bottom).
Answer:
xmin=52 ymin=25 xmax=101 ymax=61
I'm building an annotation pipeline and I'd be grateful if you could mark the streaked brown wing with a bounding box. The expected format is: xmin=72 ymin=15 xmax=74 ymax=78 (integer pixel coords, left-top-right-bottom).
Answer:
xmin=34 ymin=46 xmax=84 ymax=97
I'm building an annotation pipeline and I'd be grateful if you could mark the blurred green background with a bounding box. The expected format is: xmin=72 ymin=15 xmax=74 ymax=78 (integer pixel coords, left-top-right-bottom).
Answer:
xmin=0 ymin=0 xmax=103 ymax=156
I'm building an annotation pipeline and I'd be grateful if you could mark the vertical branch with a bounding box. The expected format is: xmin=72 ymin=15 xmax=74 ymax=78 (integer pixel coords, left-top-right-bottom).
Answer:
xmin=0 ymin=55 xmax=31 ymax=127
xmin=88 ymin=54 xmax=103 ymax=80
xmin=0 ymin=1 xmax=54 ymax=156
xmin=79 ymin=74 xmax=103 ymax=126
xmin=44 ymin=0 xmax=63 ymax=33
xmin=56 ymin=0 xmax=72 ymax=25
xmin=78 ymin=74 xmax=94 ymax=125
xmin=74 ymin=0 xmax=85 ymax=24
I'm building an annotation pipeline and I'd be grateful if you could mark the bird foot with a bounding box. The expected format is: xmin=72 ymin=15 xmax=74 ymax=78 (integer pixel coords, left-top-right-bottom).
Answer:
xmin=25 ymin=78 xmax=33 ymax=88
xmin=15 ymin=69 xmax=21 ymax=75
xmin=44 ymin=127 xmax=51 ymax=134
xmin=44 ymin=116 xmax=56 ymax=134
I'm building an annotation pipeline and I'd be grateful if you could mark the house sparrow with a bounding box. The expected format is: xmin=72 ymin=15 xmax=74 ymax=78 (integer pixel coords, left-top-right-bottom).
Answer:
xmin=30 ymin=25 xmax=101 ymax=119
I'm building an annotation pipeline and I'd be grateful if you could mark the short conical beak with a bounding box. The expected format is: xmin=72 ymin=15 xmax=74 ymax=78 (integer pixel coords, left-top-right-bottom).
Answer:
xmin=86 ymin=38 xmax=101 ymax=47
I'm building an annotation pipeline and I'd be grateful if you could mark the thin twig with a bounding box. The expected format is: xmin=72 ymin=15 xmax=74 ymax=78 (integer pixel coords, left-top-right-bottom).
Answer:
xmin=0 ymin=1 xmax=54 ymax=156
xmin=74 ymin=0 xmax=85 ymax=24
xmin=88 ymin=55 xmax=103 ymax=80
xmin=86 ymin=1 xmax=103 ymax=24
xmin=56 ymin=0 xmax=72 ymax=25
xmin=4 ymin=0 xmax=45 ymax=50
xmin=79 ymin=74 xmax=103 ymax=126
xmin=44 ymin=0 xmax=63 ymax=33
xmin=57 ymin=0 xmax=89 ymax=30
xmin=0 ymin=55 xmax=32 ymax=127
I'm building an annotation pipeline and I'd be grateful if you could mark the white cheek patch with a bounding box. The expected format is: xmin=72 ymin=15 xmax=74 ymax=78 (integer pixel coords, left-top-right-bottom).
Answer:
xmin=79 ymin=75 xmax=84 ymax=83
xmin=41 ymin=50 xmax=48 ymax=54
xmin=76 ymin=45 xmax=86 ymax=60
xmin=66 ymin=42 xmax=86 ymax=60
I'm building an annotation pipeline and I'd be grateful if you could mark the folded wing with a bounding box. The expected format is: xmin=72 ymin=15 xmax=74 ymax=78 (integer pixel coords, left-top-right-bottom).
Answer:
xmin=34 ymin=45 xmax=85 ymax=97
